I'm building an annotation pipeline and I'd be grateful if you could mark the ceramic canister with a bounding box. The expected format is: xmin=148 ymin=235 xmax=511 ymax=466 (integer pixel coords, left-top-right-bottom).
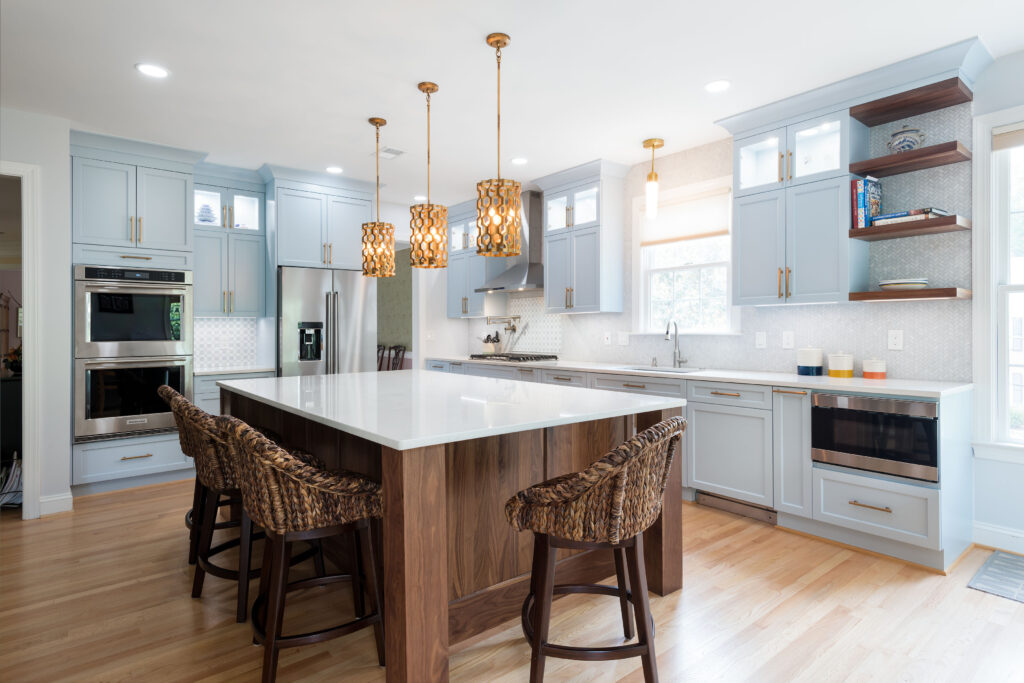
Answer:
xmin=797 ymin=348 xmax=824 ymax=376
xmin=863 ymin=359 xmax=887 ymax=380
xmin=828 ymin=352 xmax=854 ymax=378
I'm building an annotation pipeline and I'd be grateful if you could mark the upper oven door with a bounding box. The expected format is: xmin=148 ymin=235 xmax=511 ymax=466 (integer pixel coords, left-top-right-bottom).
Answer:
xmin=75 ymin=280 xmax=193 ymax=358
xmin=811 ymin=394 xmax=939 ymax=482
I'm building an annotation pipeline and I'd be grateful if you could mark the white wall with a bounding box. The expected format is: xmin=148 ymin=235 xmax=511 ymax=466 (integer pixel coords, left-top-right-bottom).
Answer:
xmin=0 ymin=107 xmax=72 ymax=512
xmin=974 ymin=49 xmax=1024 ymax=117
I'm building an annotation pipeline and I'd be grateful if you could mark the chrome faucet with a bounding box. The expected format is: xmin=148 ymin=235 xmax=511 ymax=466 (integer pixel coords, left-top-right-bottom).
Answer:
xmin=665 ymin=321 xmax=687 ymax=368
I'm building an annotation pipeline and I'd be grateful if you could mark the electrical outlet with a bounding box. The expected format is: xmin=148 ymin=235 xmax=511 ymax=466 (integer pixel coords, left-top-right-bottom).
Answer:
xmin=755 ymin=331 xmax=767 ymax=349
xmin=617 ymin=331 xmax=630 ymax=346
xmin=782 ymin=331 xmax=795 ymax=349
xmin=602 ymin=331 xmax=612 ymax=345
xmin=888 ymin=329 xmax=904 ymax=351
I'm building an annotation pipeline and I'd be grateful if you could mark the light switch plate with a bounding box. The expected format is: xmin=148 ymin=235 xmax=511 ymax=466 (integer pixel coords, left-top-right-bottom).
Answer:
xmin=617 ymin=331 xmax=630 ymax=346
xmin=602 ymin=331 xmax=612 ymax=345
xmin=782 ymin=331 xmax=795 ymax=349
xmin=888 ymin=329 xmax=904 ymax=351
xmin=755 ymin=331 xmax=767 ymax=349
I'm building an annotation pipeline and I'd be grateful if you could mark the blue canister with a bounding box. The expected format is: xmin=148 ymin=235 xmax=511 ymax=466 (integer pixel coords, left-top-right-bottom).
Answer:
xmin=797 ymin=365 xmax=823 ymax=376
xmin=796 ymin=348 xmax=824 ymax=376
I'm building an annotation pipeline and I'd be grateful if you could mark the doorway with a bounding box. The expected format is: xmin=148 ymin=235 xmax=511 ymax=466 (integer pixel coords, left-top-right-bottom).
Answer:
xmin=0 ymin=174 xmax=23 ymax=513
xmin=377 ymin=244 xmax=413 ymax=370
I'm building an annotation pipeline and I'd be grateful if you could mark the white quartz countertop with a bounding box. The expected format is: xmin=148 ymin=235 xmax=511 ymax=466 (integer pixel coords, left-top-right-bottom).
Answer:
xmin=218 ymin=370 xmax=685 ymax=450
xmin=195 ymin=367 xmax=277 ymax=377
xmin=426 ymin=357 xmax=972 ymax=399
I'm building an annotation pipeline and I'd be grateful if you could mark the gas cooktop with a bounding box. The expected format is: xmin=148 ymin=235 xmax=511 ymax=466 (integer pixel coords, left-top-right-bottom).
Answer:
xmin=468 ymin=353 xmax=558 ymax=363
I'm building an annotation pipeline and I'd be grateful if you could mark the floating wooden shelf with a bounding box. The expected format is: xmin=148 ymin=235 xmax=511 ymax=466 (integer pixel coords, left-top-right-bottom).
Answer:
xmin=850 ymin=77 xmax=973 ymax=127
xmin=849 ymin=215 xmax=971 ymax=241
xmin=849 ymin=287 xmax=972 ymax=302
xmin=849 ymin=141 xmax=972 ymax=177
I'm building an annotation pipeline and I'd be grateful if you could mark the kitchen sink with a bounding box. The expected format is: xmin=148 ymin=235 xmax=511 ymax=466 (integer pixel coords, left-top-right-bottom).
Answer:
xmin=623 ymin=366 xmax=703 ymax=374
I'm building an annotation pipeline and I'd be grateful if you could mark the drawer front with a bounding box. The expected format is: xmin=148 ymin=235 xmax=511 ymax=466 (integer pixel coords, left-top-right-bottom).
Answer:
xmin=590 ymin=373 xmax=685 ymax=398
xmin=516 ymin=367 xmax=539 ymax=383
xmin=540 ymin=370 xmax=588 ymax=387
xmin=426 ymin=360 xmax=450 ymax=372
xmin=195 ymin=394 xmax=221 ymax=416
xmin=73 ymin=243 xmax=194 ymax=270
xmin=195 ymin=371 xmax=276 ymax=398
xmin=463 ymin=363 xmax=519 ymax=380
xmin=687 ymin=381 xmax=772 ymax=409
xmin=73 ymin=433 xmax=191 ymax=484
xmin=447 ymin=361 xmax=466 ymax=374
xmin=812 ymin=468 xmax=940 ymax=549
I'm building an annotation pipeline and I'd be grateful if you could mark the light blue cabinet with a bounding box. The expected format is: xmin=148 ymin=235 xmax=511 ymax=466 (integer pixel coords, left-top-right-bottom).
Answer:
xmin=772 ymin=388 xmax=813 ymax=518
xmin=73 ymin=157 xmax=192 ymax=252
xmin=733 ymin=190 xmax=787 ymax=305
xmin=194 ymin=229 xmax=265 ymax=317
xmin=277 ymin=188 xmax=327 ymax=268
xmin=569 ymin=227 xmax=601 ymax=312
xmin=686 ymin=397 xmax=773 ymax=508
xmin=194 ymin=230 xmax=228 ymax=316
xmin=326 ymin=195 xmax=369 ymax=270
xmin=193 ymin=184 xmax=265 ymax=234
xmin=446 ymin=251 xmax=507 ymax=318
xmin=543 ymin=232 xmax=572 ymax=312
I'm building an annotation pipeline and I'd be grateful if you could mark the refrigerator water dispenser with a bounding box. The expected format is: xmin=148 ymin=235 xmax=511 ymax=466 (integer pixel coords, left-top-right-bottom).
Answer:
xmin=297 ymin=322 xmax=323 ymax=362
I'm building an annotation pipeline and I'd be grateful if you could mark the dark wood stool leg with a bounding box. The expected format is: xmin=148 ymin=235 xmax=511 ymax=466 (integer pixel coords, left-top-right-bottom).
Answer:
xmin=313 ymin=539 xmax=326 ymax=578
xmin=192 ymin=488 xmax=220 ymax=599
xmin=359 ymin=520 xmax=385 ymax=666
xmin=626 ymin=535 xmax=658 ymax=683
xmin=188 ymin=480 xmax=205 ymax=565
xmin=262 ymin=537 xmax=291 ymax=683
xmin=529 ymin=534 xmax=556 ymax=683
xmin=350 ymin=530 xmax=366 ymax=618
xmin=253 ymin=537 xmax=273 ymax=644
xmin=236 ymin=510 xmax=253 ymax=623
xmin=613 ymin=546 xmax=635 ymax=640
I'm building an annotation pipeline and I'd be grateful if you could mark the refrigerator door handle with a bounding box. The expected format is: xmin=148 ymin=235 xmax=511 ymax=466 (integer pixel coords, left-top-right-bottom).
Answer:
xmin=333 ymin=291 xmax=340 ymax=375
xmin=325 ymin=292 xmax=333 ymax=374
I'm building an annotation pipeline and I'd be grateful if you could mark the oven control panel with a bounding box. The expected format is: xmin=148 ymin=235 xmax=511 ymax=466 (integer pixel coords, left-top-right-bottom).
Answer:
xmin=80 ymin=266 xmax=189 ymax=283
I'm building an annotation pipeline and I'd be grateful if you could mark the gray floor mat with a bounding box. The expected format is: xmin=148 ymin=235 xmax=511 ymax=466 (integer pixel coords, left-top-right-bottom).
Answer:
xmin=967 ymin=550 xmax=1024 ymax=603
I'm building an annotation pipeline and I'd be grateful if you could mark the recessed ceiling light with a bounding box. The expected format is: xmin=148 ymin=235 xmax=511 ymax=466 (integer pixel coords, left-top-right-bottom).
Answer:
xmin=511 ymin=157 xmax=528 ymax=165
xmin=705 ymin=80 xmax=731 ymax=93
xmin=135 ymin=63 xmax=169 ymax=79
xmin=326 ymin=166 xmax=343 ymax=174
xmin=413 ymin=195 xmax=427 ymax=202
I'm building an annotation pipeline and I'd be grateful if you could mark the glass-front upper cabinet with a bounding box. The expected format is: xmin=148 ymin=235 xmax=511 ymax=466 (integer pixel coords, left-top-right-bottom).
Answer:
xmin=450 ymin=218 xmax=476 ymax=252
xmin=735 ymin=130 xmax=785 ymax=197
xmin=787 ymin=113 xmax=846 ymax=186
xmin=570 ymin=184 xmax=600 ymax=230
xmin=194 ymin=186 xmax=224 ymax=228
xmin=545 ymin=192 xmax=569 ymax=232
xmin=230 ymin=191 xmax=262 ymax=231
xmin=194 ymin=186 xmax=263 ymax=233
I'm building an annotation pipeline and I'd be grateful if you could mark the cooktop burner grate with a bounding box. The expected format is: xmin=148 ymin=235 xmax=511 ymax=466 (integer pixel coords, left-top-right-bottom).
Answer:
xmin=468 ymin=353 xmax=559 ymax=363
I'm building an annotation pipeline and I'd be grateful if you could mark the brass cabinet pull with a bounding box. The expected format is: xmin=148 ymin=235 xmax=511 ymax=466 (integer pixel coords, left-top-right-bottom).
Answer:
xmin=137 ymin=217 xmax=142 ymax=243
xmin=848 ymin=500 xmax=892 ymax=514
xmin=229 ymin=205 xmax=234 ymax=229
xmin=786 ymin=150 xmax=792 ymax=180
xmin=329 ymin=243 xmax=333 ymax=264
xmin=462 ymin=233 xmax=468 ymax=250
xmin=569 ymin=287 xmax=574 ymax=308
xmin=710 ymin=390 xmax=741 ymax=397
xmin=553 ymin=376 xmax=573 ymax=382
xmin=120 ymin=453 xmax=153 ymax=461
xmin=223 ymin=291 xmax=227 ymax=313
xmin=623 ymin=383 xmax=647 ymax=389
xmin=130 ymin=216 xmax=135 ymax=242
xmin=323 ymin=243 xmax=327 ymax=264
xmin=778 ymin=268 xmax=783 ymax=298
xmin=120 ymin=255 xmax=152 ymax=260
xmin=222 ymin=205 xmax=227 ymax=227
xmin=565 ymin=205 xmax=570 ymax=228
xmin=230 ymin=290 xmax=234 ymax=313
xmin=786 ymin=267 xmax=792 ymax=298
xmin=450 ymin=361 xmax=462 ymax=366
xmin=565 ymin=287 xmax=569 ymax=308
xmin=778 ymin=152 xmax=784 ymax=183
xmin=568 ymin=205 xmax=574 ymax=227
xmin=773 ymin=389 xmax=808 ymax=395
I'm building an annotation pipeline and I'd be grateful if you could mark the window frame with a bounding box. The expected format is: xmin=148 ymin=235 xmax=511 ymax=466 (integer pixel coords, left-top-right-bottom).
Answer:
xmin=996 ymin=141 xmax=1024 ymax=442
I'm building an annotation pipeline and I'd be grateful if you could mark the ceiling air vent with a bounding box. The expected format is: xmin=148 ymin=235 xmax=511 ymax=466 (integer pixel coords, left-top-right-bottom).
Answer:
xmin=375 ymin=147 xmax=404 ymax=160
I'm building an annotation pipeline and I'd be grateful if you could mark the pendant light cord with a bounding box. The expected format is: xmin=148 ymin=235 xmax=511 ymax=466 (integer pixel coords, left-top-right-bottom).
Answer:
xmin=496 ymin=46 xmax=502 ymax=181
xmin=426 ymin=91 xmax=431 ymax=205
xmin=375 ymin=124 xmax=381 ymax=222
xmin=651 ymin=145 xmax=655 ymax=173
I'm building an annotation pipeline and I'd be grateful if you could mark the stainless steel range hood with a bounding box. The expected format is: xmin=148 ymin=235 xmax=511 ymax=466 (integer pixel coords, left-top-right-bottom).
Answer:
xmin=475 ymin=190 xmax=544 ymax=293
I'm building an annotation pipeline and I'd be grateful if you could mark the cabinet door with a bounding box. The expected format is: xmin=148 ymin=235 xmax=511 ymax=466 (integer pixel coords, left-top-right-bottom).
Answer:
xmin=569 ymin=183 xmax=600 ymax=230
xmin=228 ymin=233 xmax=265 ymax=317
xmin=465 ymin=254 xmax=489 ymax=317
xmin=73 ymin=157 xmax=136 ymax=248
xmin=193 ymin=230 xmax=228 ymax=317
xmin=773 ymin=389 xmax=812 ymax=518
xmin=543 ymin=233 xmax=572 ymax=313
xmin=326 ymin=196 xmax=369 ymax=270
xmin=137 ymin=167 xmax=191 ymax=251
xmin=734 ymin=129 xmax=785 ymax=197
xmin=544 ymin=190 xmax=570 ymax=233
xmin=732 ymin=190 xmax=786 ymax=305
xmin=277 ymin=188 xmax=326 ymax=268
xmin=230 ymin=189 xmax=264 ymax=233
xmin=786 ymin=113 xmax=846 ymax=186
xmin=686 ymin=402 xmax=773 ymax=507
xmin=446 ymin=253 xmax=467 ymax=318
xmin=194 ymin=184 xmax=226 ymax=230
xmin=569 ymin=227 xmax=600 ymax=312
xmin=785 ymin=177 xmax=847 ymax=303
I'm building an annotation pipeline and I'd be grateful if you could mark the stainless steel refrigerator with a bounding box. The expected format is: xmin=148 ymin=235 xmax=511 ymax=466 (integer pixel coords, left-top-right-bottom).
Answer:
xmin=278 ymin=267 xmax=377 ymax=377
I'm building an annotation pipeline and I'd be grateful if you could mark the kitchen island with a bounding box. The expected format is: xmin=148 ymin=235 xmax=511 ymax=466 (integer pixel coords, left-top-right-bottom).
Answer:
xmin=219 ymin=370 xmax=685 ymax=683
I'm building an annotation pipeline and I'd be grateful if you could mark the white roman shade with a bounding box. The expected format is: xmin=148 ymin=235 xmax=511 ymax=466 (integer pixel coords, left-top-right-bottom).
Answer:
xmin=641 ymin=187 xmax=731 ymax=247
xmin=993 ymin=122 xmax=1024 ymax=151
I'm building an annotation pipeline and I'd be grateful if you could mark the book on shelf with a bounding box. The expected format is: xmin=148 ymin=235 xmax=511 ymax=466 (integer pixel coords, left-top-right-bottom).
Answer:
xmin=871 ymin=212 xmax=949 ymax=226
xmin=872 ymin=208 xmax=951 ymax=221
xmin=851 ymin=177 xmax=881 ymax=228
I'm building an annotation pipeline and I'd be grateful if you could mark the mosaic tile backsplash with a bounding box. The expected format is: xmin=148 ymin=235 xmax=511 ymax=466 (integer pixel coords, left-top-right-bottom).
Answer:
xmin=195 ymin=317 xmax=275 ymax=371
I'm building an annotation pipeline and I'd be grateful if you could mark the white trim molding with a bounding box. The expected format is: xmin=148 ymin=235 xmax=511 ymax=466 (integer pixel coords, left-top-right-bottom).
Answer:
xmin=38 ymin=492 xmax=73 ymax=516
xmin=0 ymin=160 xmax=43 ymax=519
xmin=975 ymin=521 xmax=1024 ymax=556
xmin=973 ymin=441 xmax=1024 ymax=466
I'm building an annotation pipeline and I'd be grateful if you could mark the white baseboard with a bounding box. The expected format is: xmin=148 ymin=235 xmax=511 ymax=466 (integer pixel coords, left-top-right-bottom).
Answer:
xmin=974 ymin=521 xmax=1024 ymax=555
xmin=38 ymin=492 xmax=74 ymax=516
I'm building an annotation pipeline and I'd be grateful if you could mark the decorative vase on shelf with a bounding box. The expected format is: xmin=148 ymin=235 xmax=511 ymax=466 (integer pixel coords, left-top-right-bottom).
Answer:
xmin=887 ymin=125 xmax=926 ymax=154
xmin=197 ymin=204 xmax=217 ymax=224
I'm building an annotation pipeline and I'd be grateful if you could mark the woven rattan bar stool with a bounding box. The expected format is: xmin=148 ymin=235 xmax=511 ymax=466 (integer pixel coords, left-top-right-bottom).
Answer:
xmin=506 ymin=416 xmax=686 ymax=683
xmin=220 ymin=415 xmax=385 ymax=683
xmin=160 ymin=386 xmax=320 ymax=623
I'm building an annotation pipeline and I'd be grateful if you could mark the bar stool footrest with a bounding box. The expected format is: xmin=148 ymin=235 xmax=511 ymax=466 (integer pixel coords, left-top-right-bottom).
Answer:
xmin=251 ymin=572 xmax=375 ymax=648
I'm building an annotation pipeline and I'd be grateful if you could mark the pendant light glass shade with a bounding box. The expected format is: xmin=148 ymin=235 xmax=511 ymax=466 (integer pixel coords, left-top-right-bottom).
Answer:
xmin=643 ymin=138 xmax=664 ymax=220
xmin=476 ymin=33 xmax=521 ymax=258
xmin=410 ymin=82 xmax=448 ymax=268
xmin=362 ymin=117 xmax=396 ymax=278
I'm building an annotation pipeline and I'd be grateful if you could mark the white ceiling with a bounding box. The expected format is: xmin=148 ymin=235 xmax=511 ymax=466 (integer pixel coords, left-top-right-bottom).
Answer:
xmin=2 ymin=0 xmax=1023 ymax=205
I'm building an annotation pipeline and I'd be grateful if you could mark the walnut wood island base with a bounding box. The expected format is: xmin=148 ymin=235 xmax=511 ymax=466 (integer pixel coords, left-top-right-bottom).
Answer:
xmin=219 ymin=371 xmax=684 ymax=682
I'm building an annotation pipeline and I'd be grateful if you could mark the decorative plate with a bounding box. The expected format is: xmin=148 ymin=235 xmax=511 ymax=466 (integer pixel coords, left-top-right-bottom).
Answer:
xmin=887 ymin=126 xmax=926 ymax=154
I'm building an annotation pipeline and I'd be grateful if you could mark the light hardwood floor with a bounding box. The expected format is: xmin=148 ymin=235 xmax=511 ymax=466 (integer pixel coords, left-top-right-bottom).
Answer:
xmin=1 ymin=480 xmax=1022 ymax=682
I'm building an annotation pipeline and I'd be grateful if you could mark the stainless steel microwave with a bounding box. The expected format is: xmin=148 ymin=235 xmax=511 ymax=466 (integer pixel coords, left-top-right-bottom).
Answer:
xmin=74 ymin=265 xmax=193 ymax=359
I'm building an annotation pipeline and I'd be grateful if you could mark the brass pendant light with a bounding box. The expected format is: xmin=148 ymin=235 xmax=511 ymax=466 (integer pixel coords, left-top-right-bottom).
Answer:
xmin=475 ymin=32 xmax=521 ymax=257
xmin=643 ymin=138 xmax=664 ymax=220
xmin=362 ymin=117 xmax=396 ymax=278
xmin=409 ymin=82 xmax=448 ymax=268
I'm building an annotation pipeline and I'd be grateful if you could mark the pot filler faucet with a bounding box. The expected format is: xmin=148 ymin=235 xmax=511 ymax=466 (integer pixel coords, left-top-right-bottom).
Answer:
xmin=665 ymin=321 xmax=688 ymax=368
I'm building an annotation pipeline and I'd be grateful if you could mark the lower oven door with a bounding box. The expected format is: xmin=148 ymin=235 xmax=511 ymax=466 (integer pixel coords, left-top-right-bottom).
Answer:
xmin=75 ymin=356 xmax=192 ymax=441
xmin=811 ymin=393 xmax=939 ymax=482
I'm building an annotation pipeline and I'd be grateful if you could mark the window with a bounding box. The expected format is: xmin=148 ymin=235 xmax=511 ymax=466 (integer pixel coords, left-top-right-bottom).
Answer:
xmin=995 ymin=124 xmax=1024 ymax=442
xmin=639 ymin=183 xmax=736 ymax=334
